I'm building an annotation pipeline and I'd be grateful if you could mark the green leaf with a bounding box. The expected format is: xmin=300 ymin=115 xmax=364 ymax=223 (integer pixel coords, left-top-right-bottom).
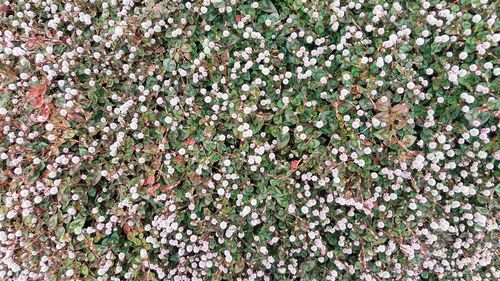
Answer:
xmin=308 ymin=139 xmax=321 ymax=149
xmin=270 ymin=187 xmax=288 ymax=208
xmin=359 ymin=98 xmax=373 ymax=110
xmin=300 ymin=260 xmax=316 ymax=272
xmin=260 ymin=0 xmax=278 ymax=14
xmin=69 ymin=216 xmax=85 ymax=233
xmin=0 ymin=93 xmax=10 ymax=108
xmin=81 ymin=265 xmax=89 ymax=276
xmin=55 ymin=226 xmax=65 ymax=240
xmin=163 ymin=58 xmax=177 ymax=72
xmin=275 ymin=133 xmax=290 ymax=150
xmin=401 ymin=135 xmax=417 ymax=148
xmin=48 ymin=215 xmax=58 ymax=229
xmin=374 ymin=129 xmax=392 ymax=141
xmin=92 ymin=172 xmax=102 ymax=187
xmin=32 ymin=142 xmax=48 ymax=153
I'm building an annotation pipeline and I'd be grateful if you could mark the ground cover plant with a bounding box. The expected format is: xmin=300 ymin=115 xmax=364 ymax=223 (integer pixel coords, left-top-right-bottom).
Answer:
xmin=0 ymin=0 xmax=499 ymax=280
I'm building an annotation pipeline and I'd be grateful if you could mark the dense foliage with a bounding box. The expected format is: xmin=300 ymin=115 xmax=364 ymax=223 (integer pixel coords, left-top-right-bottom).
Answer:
xmin=0 ymin=0 xmax=499 ymax=280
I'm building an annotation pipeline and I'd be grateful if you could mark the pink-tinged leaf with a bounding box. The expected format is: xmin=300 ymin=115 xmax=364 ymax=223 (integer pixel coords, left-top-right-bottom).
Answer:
xmin=332 ymin=101 xmax=342 ymax=108
xmin=67 ymin=113 xmax=86 ymax=122
xmin=33 ymin=96 xmax=45 ymax=109
xmin=392 ymin=103 xmax=409 ymax=115
xmin=40 ymin=104 xmax=50 ymax=120
xmin=186 ymin=137 xmax=196 ymax=145
xmin=145 ymin=176 xmax=155 ymax=186
xmin=291 ymin=160 xmax=299 ymax=171
xmin=375 ymin=99 xmax=391 ymax=112
xmin=1 ymin=4 xmax=10 ymax=13
xmin=28 ymin=82 xmax=47 ymax=100
xmin=147 ymin=184 xmax=159 ymax=196
xmin=176 ymin=154 xmax=185 ymax=163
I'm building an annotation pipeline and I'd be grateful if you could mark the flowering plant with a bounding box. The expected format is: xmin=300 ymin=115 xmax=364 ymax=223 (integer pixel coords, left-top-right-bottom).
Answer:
xmin=0 ymin=0 xmax=498 ymax=280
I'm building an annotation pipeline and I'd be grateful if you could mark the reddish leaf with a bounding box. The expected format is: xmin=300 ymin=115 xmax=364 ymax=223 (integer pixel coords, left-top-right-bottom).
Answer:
xmin=67 ymin=113 xmax=86 ymax=122
xmin=33 ymin=96 xmax=45 ymax=109
xmin=145 ymin=176 xmax=155 ymax=186
xmin=147 ymin=184 xmax=159 ymax=196
xmin=40 ymin=104 xmax=50 ymax=120
xmin=355 ymin=85 xmax=363 ymax=94
xmin=332 ymin=101 xmax=342 ymax=108
xmin=291 ymin=160 xmax=299 ymax=171
xmin=186 ymin=137 xmax=196 ymax=145
xmin=28 ymin=82 xmax=47 ymax=100
xmin=176 ymin=154 xmax=185 ymax=163
xmin=123 ymin=223 xmax=133 ymax=234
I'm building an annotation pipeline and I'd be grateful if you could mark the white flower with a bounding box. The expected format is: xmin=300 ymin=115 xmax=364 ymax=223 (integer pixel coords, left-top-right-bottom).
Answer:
xmin=411 ymin=155 xmax=425 ymax=170
xmin=6 ymin=210 xmax=17 ymax=219
xmin=241 ymin=206 xmax=251 ymax=217
xmin=14 ymin=167 xmax=22 ymax=175
xmin=259 ymin=246 xmax=268 ymax=255
xmin=225 ymin=225 xmax=238 ymax=238
xmin=213 ymin=173 xmax=222 ymax=181
xmin=49 ymin=187 xmax=58 ymax=195
xmin=72 ymin=156 xmax=80 ymax=164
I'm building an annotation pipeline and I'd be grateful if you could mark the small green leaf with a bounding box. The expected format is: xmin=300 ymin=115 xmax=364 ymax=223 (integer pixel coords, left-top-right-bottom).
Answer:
xmin=300 ymin=260 xmax=316 ymax=272
xmin=275 ymin=133 xmax=290 ymax=150
xmin=69 ymin=216 xmax=85 ymax=233
xmin=55 ymin=226 xmax=65 ymax=240
xmin=0 ymin=93 xmax=10 ymax=108
xmin=48 ymin=215 xmax=58 ymax=229
xmin=81 ymin=265 xmax=89 ymax=276
xmin=163 ymin=58 xmax=177 ymax=72
xmin=260 ymin=0 xmax=278 ymax=14
xmin=401 ymin=135 xmax=417 ymax=148
xmin=374 ymin=129 xmax=392 ymax=141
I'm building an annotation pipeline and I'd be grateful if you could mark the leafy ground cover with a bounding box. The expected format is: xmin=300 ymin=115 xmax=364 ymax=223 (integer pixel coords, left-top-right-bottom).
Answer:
xmin=0 ymin=0 xmax=499 ymax=280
